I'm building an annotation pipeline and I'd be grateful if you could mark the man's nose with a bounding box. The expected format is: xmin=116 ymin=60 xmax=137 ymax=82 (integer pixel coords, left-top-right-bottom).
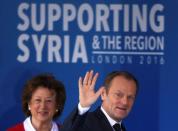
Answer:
xmin=121 ymin=96 xmax=128 ymax=105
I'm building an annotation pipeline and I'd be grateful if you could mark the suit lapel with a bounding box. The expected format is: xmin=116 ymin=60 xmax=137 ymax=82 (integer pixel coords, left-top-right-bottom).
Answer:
xmin=121 ymin=123 xmax=126 ymax=131
xmin=94 ymin=107 xmax=127 ymax=131
xmin=94 ymin=107 xmax=114 ymax=131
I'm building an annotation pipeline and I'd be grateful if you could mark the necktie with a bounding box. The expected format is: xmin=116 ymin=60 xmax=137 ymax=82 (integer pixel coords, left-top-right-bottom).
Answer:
xmin=113 ymin=123 xmax=122 ymax=131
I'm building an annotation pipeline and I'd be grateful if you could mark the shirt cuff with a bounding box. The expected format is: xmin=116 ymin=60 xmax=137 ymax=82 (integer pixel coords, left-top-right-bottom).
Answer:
xmin=78 ymin=103 xmax=90 ymax=115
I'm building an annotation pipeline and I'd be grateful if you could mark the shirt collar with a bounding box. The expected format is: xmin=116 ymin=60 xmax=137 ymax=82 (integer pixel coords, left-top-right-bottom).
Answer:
xmin=23 ymin=116 xmax=59 ymax=131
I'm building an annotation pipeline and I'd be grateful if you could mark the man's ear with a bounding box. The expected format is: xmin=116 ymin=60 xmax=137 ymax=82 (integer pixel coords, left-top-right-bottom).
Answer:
xmin=101 ymin=87 xmax=106 ymax=100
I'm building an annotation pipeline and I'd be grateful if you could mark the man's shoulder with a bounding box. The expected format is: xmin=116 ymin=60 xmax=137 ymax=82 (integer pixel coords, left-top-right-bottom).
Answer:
xmin=7 ymin=123 xmax=24 ymax=131
xmin=86 ymin=107 xmax=104 ymax=120
xmin=92 ymin=107 xmax=104 ymax=117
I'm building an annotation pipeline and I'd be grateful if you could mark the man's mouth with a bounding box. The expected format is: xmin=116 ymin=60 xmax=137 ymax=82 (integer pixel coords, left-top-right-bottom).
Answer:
xmin=116 ymin=106 xmax=127 ymax=111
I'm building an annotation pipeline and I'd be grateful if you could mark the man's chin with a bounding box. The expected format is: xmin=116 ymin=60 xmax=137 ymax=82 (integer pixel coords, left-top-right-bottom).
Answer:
xmin=113 ymin=112 xmax=127 ymax=120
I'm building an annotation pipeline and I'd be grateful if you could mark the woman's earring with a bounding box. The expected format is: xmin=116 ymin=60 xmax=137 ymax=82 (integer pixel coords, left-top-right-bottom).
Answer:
xmin=28 ymin=105 xmax=31 ymax=110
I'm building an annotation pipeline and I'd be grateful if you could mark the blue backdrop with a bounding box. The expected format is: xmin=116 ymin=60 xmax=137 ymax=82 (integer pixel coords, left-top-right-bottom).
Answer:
xmin=0 ymin=0 xmax=178 ymax=131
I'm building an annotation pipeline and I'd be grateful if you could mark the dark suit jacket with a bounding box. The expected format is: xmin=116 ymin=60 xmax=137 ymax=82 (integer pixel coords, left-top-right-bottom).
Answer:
xmin=61 ymin=107 xmax=126 ymax=131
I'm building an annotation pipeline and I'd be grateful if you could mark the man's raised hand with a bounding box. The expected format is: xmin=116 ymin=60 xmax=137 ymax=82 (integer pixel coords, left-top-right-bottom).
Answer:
xmin=78 ymin=70 xmax=104 ymax=107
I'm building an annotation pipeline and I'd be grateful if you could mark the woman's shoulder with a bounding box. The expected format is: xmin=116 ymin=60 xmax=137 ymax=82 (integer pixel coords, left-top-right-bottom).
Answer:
xmin=6 ymin=123 xmax=25 ymax=131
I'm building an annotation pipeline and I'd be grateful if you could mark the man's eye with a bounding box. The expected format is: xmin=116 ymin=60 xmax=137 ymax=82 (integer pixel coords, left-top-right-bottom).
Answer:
xmin=115 ymin=93 xmax=123 ymax=98
xmin=128 ymin=96 xmax=135 ymax=101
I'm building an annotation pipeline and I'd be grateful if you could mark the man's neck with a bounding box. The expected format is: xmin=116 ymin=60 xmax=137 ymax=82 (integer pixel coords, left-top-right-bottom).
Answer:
xmin=100 ymin=106 xmax=122 ymax=127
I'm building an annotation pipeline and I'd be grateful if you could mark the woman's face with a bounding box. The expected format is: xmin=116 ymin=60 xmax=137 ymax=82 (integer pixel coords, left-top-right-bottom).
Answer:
xmin=29 ymin=87 xmax=57 ymax=123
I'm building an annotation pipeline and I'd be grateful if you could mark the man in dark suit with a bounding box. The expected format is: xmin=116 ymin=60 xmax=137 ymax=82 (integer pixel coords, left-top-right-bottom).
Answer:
xmin=61 ymin=70 xmax=139 ymax=131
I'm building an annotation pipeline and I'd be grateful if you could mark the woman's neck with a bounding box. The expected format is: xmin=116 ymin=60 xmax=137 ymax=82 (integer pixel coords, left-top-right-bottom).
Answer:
xmin=31 ymin=117 xmax=52 ymax=131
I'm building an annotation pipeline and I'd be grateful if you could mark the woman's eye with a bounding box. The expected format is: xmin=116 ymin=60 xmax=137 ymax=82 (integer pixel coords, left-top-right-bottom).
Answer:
xmin=46 ymin=99 xmax=54 ymax=103
xmin=34 ymin=99 xmax=41 ymax=103
xmin=46 ymin=100 xmax=52 ymax=102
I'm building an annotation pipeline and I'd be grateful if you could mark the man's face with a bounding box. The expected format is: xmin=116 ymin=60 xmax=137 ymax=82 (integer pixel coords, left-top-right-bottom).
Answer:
xmin=101 ymin=76 xmax=137 ymax=122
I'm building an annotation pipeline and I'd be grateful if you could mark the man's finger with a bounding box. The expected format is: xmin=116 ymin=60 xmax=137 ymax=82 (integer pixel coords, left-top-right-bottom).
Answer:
xmin=91 ymin=72 xmax=99 ymax=89
xmin=95 ymin=86 xmax=104 ymax=99
xmin=88 ymin=70 xmax=94 ymax=85
xmin=83 ymin=71 xmax=89 ymax=85
xmin=78 ymin=77 xmax=83 ymax=90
